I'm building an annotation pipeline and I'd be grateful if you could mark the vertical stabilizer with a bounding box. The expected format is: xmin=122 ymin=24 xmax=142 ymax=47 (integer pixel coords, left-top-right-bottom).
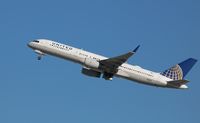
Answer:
xmin=161 ymin=58 xmax=197 ymax=80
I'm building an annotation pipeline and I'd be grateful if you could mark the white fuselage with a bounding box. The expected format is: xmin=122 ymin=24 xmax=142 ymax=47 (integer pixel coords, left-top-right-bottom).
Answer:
xmin=28 ymin=39 xmax=186 ymax=88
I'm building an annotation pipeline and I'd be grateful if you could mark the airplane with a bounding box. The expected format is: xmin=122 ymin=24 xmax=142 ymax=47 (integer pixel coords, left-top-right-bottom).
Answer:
xmin=27 ymin=39 xmax=197 ymax=89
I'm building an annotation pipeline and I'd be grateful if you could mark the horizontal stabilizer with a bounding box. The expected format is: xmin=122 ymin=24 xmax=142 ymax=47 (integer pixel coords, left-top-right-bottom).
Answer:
xmin=167 ymin=79 xmax=189 ymax=88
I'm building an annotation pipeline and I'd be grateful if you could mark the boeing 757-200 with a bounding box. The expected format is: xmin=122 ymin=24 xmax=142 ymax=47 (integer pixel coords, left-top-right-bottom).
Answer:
xmin=28 ymin=39 xmax=197 ymax=89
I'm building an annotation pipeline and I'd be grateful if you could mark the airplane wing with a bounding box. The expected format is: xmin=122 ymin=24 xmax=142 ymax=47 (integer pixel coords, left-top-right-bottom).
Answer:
xmin=99 ymin=45 xmax=140 ymax=73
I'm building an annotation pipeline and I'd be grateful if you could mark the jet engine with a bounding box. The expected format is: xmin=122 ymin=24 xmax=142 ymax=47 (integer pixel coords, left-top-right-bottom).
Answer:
xmin=81 ymin=67 xmax=101 ymax=78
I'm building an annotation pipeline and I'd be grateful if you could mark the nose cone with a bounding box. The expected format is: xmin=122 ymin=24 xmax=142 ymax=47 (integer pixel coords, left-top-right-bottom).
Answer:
xmin=27 ymin=41 xmax=35 ymax=49
xmin=27 ymin=42 xmax=32 ymax=48
xmin=27 ymin=42 xmax=31 ymax=47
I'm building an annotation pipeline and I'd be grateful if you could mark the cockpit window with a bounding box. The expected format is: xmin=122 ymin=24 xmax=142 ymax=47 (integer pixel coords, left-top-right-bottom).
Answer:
xmin=33 ymin=40 xmax=39 ymax=43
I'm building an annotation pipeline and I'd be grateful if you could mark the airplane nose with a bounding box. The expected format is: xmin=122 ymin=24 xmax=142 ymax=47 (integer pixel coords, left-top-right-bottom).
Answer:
xmin=27 ymin=42 xmax=34 ymax=48
xmin=27 ymin=42 xmax=31 ymax=47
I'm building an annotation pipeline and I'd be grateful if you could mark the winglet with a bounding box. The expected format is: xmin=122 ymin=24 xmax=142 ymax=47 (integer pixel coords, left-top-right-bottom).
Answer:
xmin=133 ymin=45 xmax=140 ymax=53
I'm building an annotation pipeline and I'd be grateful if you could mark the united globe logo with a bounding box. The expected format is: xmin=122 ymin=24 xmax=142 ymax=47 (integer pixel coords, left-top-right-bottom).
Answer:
xmin=161 ymin=64 xmax=183 ymax=80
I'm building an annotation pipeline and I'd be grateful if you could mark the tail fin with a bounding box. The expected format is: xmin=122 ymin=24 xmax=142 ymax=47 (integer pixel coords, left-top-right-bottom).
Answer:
xmin=161 ymin=58 xmax=197 ymax=80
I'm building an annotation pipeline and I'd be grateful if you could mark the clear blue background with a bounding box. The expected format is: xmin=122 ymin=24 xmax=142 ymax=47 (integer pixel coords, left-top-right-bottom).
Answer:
xmin=0 ymin=0 xmax=199 ymax=123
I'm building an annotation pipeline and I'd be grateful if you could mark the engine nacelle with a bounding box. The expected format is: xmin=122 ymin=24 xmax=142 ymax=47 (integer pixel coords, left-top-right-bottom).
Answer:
xmin=82 ymin=67 xmax=101 ymax=78
xmin=84 ymin=58 xmax=100 ymax=69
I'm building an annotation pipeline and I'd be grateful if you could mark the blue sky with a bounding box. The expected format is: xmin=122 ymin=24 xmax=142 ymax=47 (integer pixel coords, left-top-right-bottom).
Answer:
xmin=0 ymin=0 xmax=200 ymax=123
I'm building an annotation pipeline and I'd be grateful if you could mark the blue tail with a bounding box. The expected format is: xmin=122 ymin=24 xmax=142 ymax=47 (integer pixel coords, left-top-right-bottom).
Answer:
xmin=160 ymin=58 xmax=197 ymax=80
